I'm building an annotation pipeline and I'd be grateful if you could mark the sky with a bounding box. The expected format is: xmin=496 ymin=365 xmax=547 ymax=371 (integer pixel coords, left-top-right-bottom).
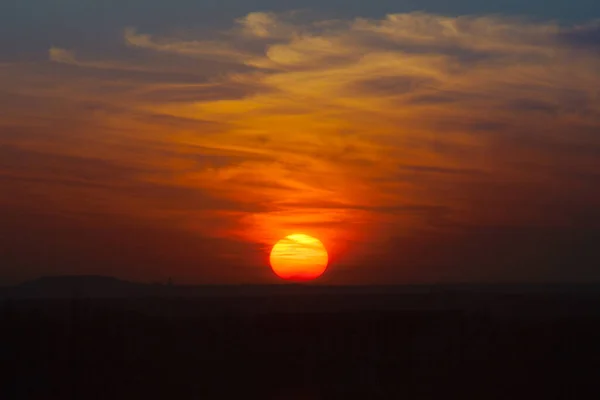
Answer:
xmin=0 ymin=0 xmax=599 ymax=284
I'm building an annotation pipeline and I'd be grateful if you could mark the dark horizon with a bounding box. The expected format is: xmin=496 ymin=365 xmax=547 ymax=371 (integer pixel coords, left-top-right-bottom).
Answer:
xmin=4 ymin=274 xmax=600 ymax=398
xmin=5 ymin=275 xmax=600 ymax=298
xmin=9 ymin=273 xmax=600 ymax=287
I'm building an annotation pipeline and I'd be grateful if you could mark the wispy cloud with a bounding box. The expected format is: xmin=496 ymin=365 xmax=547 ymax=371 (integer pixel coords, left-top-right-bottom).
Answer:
xmin=2 ymin=11 xmax=600 ymax=282
xmin=48 ymin=46 xmax=198 ymax=75
xmin=123 ymin=27 xmax=256 ymax=64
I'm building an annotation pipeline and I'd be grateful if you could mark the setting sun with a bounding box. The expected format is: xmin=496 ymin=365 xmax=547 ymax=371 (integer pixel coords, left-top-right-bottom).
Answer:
xmin=269 ymin=234 xmax=329 ymax=281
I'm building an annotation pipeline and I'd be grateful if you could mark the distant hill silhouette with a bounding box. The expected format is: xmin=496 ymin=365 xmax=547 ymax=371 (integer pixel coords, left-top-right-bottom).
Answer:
xmin=0 ymin=275 xmax=324 ymax=298
xmin=2 ymin=275 xmax=151 ymax=298
xmin=0 ymin=275 xmax=325 ymax=299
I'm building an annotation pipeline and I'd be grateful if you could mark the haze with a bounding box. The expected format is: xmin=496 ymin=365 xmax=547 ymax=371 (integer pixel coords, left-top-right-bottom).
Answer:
xmin=1 ymin=0 xmax=599 ymax=284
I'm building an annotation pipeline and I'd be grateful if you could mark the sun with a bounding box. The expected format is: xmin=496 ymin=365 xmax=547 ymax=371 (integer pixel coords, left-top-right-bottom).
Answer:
xmin=269 ymin=234 xmax=329 ymax=281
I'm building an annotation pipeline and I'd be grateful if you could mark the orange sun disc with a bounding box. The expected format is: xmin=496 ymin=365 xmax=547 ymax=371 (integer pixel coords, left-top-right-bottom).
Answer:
xmin=269 ymin=234 xmax=329 ymax=281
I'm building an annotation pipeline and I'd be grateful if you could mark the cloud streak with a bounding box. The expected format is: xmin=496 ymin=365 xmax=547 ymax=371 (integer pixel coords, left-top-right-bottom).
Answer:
xmin=1 ymin=11 xmax=599 ymax=282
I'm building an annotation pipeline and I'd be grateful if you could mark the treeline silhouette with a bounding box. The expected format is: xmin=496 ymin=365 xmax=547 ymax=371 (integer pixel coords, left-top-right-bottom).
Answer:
xmin=2 ymin=289 xmax=600 ymax=399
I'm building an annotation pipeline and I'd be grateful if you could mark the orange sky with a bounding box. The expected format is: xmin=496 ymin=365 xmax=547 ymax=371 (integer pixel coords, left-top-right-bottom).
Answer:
xmin=1 ymin=11 xmax=599 ymax=284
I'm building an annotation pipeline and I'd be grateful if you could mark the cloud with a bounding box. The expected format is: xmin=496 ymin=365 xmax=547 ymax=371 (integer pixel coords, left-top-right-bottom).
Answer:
xmin=47 ymin=47 xmax=232 ymax=86
xmin=123 ymin=27 xmax=255 ymax=64
xmin=3 ymin=11 xmax=600 ymax=282
xmin=237 ymin=12 xmax=292 ymax=39
xmin=558 ymin=20 xmax=600 ymax=49
xmin=49 ymin=46 xmax=135 ymax=70
xmin=348 ymin=75 xmax=437 ymax=97
xmin=48 ymin=47 xmax=77 ymax=64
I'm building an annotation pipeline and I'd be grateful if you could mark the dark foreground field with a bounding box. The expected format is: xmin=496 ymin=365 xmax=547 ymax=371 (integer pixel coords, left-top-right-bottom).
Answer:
xmin=2 ymin=281 xmax=600 ymax=399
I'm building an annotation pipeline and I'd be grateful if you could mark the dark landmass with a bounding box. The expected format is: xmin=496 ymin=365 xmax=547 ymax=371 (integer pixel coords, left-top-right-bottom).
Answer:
xmin=2 ymin=276 xmax=600 ymax=399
